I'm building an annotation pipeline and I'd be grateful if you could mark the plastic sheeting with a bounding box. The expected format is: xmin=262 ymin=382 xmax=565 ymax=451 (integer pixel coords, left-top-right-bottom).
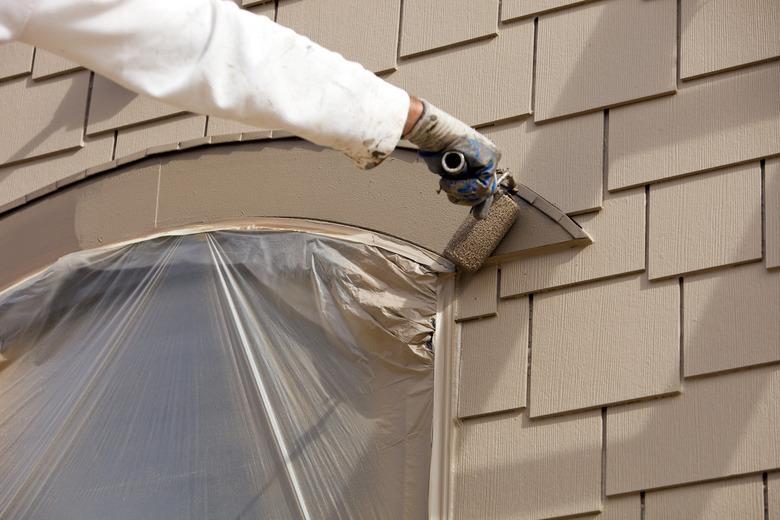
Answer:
xmin=0 ymin=230 xmax=439 ymax=519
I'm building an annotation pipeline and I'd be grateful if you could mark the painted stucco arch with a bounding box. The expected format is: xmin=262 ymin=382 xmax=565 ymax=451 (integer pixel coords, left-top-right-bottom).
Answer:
xmin=0 ymin=137 xmax=587 ymax=290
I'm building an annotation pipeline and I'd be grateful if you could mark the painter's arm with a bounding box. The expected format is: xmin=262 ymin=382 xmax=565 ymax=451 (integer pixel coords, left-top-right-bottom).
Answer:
xmin=0 ymin=0 xmax=499 ymax=211
xmin=2 ymin=0 xmax=410 ymax=168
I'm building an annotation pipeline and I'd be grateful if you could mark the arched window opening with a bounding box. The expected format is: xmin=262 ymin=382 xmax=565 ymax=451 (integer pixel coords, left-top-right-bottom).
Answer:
xmin=0 ymin=228 xmax=444 ymax=519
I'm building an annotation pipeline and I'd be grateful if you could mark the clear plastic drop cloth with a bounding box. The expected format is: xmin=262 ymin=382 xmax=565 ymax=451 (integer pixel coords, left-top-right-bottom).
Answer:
xmin=0 ymin=230 xmax=440 ymax=519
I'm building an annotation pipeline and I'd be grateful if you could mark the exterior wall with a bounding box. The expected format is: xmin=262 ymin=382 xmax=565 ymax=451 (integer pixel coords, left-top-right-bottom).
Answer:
xmin=1 ymin=1 xmax=779 ymax=519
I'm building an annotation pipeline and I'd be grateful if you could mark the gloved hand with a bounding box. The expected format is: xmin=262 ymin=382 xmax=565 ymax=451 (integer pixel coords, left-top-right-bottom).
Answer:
xmin=404 ymin=99 xmax=501 ymax=219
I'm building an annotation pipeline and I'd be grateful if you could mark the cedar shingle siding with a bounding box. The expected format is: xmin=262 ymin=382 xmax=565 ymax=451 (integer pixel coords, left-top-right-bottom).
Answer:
xmin=1 ymin=0 xmax=779 ymax=517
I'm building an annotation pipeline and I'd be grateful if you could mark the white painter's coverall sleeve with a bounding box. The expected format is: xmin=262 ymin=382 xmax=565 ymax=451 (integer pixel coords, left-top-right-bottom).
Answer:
xmin=0 ymin=0 xmax=410 ymax=169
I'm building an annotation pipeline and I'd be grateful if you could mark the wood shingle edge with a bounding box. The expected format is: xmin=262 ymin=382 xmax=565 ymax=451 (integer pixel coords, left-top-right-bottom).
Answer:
xmin=1 ymin=131 xmax=290 ymax=213
xmin=515 ymin=185 xmax=592 ymax=242
xmin=485 ymin=183 xmax=593 ymax=263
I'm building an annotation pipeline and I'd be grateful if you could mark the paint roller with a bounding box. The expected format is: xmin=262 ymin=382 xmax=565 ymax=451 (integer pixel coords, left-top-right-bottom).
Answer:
xmin=439 ymin=151 xmax=520 ymax=272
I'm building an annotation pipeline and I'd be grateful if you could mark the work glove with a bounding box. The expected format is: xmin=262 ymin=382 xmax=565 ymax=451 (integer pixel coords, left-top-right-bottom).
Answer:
xmin=404 ymin=99 xmax=501 ymax=219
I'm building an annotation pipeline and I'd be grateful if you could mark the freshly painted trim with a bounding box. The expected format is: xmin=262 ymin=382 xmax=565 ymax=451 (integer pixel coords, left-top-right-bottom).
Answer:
xmin=429 ymin=273 xmax=457 ymax=520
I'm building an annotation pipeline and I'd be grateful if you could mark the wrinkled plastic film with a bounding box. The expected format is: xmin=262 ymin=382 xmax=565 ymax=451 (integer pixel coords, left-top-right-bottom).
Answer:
xmin=0 ymin=230 xmax=438 ymax=519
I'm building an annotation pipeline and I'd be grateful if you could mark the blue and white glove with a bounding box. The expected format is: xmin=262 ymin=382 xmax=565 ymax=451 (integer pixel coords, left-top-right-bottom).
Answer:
xmin=404 ymin=99 xmax=501 ymax=219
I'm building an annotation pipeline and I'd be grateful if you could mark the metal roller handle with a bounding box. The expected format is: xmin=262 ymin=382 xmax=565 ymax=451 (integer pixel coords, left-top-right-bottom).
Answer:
xmin=441 ymin=151 xmax=467 ymax=176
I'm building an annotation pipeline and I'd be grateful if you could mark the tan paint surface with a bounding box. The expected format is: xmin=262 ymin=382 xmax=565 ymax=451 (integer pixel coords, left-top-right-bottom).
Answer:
xmin=206 ymin=116 xmax=270 ymax=141
xmin=387 ymin=20 xmax=533 ymax=126
xmin=0 ymin=134 xmax=114 ymax=210
xmin=115 ymin=115 xmax=206 ymax=159
xmin=607 ymin=364 xmax=780 ymax=494
xmin=770 ymin=472 xmax=780 ymax=520
xmin=455 ymin=266 xmax=497 ymax=321
xmin=599 ymin=494 xmax=641 ymax=520
xmin=88 ymin=74 xmax=182 ymax=135
xmin=31 ymin=49 xmax=81 ymax=80
xmin=0 ymin=71 xmax=89 ymax=165
xmin=645 ymin=474 xmax=764 ymax=520
xmin=531 ymin=274 xmax=679 ymax=417
xmin=681 ymin=0 xmax=780 ymax=79
xmin=501 ymin=188 xmax=645 ymax=297
xmin=277 ymin=0 xmax=400 ymax=73
xmin=400 ymin=0 xmax=498 ymax=57
xmin=457 ymin=296 xmax=528 ymax=418
xmin=535 ymin=0 xmax=676 ymax=121
xmin=0 ymin=187 xmax=81 ymax=287
xmin=767 ymin=158 xmax=780 ymax=269
xmin=501 ymin=0 xmax=591 ymax=20
xmin=648 ymin=162 xmax=761 ymax=279
xmin=491 ymin=196 xmax=575 ymax=256
xmin=241 ymin=0 xmax=272 ymax=7
xmin=155 ymin=141 xmax=467 ymax=251
xmin=247 ymin=1 xmax=275 ymax=18
xmin=0 ymin=164 xmax=158 ymax=288
xmin=453 ymin=410 xmax=601 ymax=520
xmin=609 ymin=62 xmax=780 ymax=190
xmin=684 ymin=262 xmax=780 ymax=377
xmin=0 ymin=42 xmax=33 ymax=81
xmin=484 ymin=112 xmax=603 ymax=215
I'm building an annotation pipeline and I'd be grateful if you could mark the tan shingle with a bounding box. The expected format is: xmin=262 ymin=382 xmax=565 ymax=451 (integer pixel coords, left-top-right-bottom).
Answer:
xmin=609 ymin=62 xmax=780 ymax=190
xmin=400 ymin=0 xmax=498 ymax=57
xmin=387 ymin=20 xmax=533 ymax=126
xmin=531 ymin=274 xmax=679 ymax=417
xmin=31 ymin=50 xmax=80 ymax=80
xmin=0 ymin=72 xmax=89 ymax=165
xmin=0 ymin=196 xmax=25 ymax=215
xmin=501 ymin=188 xmax=645 ymax=297
xmin=277 ymin=0 xmax=400 ymax=73
xmin=681 ymin=0 xmax=780 ymax=79
xmin=115 ymin=115 xmax=206 ymax=159
xmin=484 ymin=113 xmax=603 ymax=215
xmin=535 ymin=0 xmax=676 ymax=121
xmin=767 ymin=158 xmax=780 ymax=269
xmin=648 ymin=163 xmax=761 ymax=279
xmin=645 ymin=475 xmax=764 ymax=520
xmin=0 ymin=135 xmax=114 ymax=210
xmin=245 ymin=0 xmax=275 ymax=16
xmin=770 ymin=473 xmax=780 ymax=520
xmin=455 ymin=266 xmax=498 ymax=321
xmin=684 ymin=263 xmax=780 ymax=377
xmin=606 ymin=364 xmax=780 ymax=494
xmin=87 ymin=75 xmax=182 ymax=135
xmin=457 ymin=297 xmax=528 ymax=418
xmin=601 ymin=495 xmax=641 ymax=520
xmin=242 ymin=0 xmax=275 ymax=10
xmin=453 ymin=410 xmax=601 ymax=520
xmin=207 ymin=117 xmax=270 ymax=141
xmin=501 ymin=0 xmax=589 ymax=20
xmin=0 ymin=43 xmax=33 ymax=81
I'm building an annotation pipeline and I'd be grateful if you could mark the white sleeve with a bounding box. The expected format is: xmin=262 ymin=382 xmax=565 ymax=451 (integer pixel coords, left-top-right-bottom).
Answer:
xmin=2 ymin=0 xmax=410 ymax=169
